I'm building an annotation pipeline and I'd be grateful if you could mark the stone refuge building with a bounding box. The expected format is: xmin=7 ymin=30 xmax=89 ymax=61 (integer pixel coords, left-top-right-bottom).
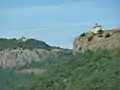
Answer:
xmin=18 ymin=36 xmax=27 ymax=42
xmin=91 ymin=23 xmax=103 ymax=34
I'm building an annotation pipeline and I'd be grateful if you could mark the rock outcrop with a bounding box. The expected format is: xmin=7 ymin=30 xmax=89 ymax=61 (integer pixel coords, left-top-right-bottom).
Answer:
xmin=0 ymin=37 xmax=72 ymax=68
xmin=73 ymin=29 xmax=120 ymax=54
xmin=0 ymin=49 xmax=47 ymax=68
xmin=0 ymin=48 xmax=71 ymax=68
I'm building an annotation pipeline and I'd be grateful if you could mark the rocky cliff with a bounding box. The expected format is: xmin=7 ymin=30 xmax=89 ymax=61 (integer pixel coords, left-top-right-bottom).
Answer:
xmin=0 ymin=38 xmax=72 ymax=68
xmin=0 ymin=48 xmax=72 ymax=68
xmin=73 ymin=28 xmax=120 ymax=54
xmin=0 ymin=49 xmax=46 ymax=68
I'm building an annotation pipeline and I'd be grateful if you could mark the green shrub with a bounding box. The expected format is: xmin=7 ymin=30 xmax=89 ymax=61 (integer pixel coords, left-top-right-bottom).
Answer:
xmin=98 ymin=29 xmax=104 ymax=34
xmin=98 ymin=34 xmax=103 ymax=38
xmin=80 ymin=33 xmax=86 ymax=37
xmin=87 ymin=35 xmax=93 ymax=41
xmin=105 ymin=33 xmax=111 ymax=38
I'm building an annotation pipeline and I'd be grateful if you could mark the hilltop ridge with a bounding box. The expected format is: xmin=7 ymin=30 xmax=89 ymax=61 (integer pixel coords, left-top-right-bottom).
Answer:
xmin=0 ymin=37 xmax=61 ymax=51
xmin=73 ymin=26 xmax=120 ymax=54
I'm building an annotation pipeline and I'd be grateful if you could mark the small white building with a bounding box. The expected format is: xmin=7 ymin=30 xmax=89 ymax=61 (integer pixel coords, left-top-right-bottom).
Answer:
xmin=19 ymin=36 xmax=27 ymax=42
xmin=91 ymin=23 xmax=102 ymax=34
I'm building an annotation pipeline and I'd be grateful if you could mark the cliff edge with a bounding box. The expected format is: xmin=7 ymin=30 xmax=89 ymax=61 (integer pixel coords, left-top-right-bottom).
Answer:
xmin=73 ymin=27 xmax=120 ymax=54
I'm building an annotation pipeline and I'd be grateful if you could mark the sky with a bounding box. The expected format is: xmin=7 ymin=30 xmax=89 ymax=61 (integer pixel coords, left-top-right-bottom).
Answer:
xmin=0 ymin=0 xmax=120 ymax=48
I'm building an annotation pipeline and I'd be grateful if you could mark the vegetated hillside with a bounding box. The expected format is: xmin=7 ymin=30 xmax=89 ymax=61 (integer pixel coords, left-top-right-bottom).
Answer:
xmin=2 ymin=48 xmax=119 ymax=90
xmin=0 ymin=37 xmax=71 ymax=51
xmin=73 ymin=29 xmax=120 ymax=54
xmin=0 ymin=38 xmax=52 ymax=51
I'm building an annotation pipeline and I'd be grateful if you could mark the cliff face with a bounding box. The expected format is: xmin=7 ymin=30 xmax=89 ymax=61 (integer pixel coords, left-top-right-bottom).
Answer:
xmin=0 ymin=38 xmax=72 ymax=68
xmin=0 ymin=48 xmax=71 ymax=68
xmin=0 ymin=49 xmax=49 ymax=68
xmin=73 ymin=29 xmax=120 ymax=54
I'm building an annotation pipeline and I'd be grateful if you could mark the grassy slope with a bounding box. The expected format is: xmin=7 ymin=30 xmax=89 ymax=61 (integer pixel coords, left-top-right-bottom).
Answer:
xmin=1 ymin=49 xmax=120 ymax=90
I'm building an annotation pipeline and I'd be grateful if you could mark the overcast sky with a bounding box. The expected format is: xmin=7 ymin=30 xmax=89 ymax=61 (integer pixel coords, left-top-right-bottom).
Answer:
xmin=0 ymin=0 xmax=120 ymax=48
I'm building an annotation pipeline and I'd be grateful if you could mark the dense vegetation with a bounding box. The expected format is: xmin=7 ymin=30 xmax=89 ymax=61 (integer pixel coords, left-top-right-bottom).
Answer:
xmin=1 ymin=49 xmax=120 ymax=90
xmin=0 ymin=38 xmax=61 ymax=51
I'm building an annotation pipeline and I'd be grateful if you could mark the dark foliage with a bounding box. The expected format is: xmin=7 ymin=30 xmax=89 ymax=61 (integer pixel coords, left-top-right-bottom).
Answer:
xmin=80 ymin=33 xmax=86 ymax=37
xmin=0 ymin=38 xmax=52 ymax=51
xmin=87 ymin=35 xmax=93 ymax=41
xmin=98 ymin=34 xmax=103 ymax=38
xmin=105 ymin=33 xmax=111 ymax=38
xmin=98 ymin=30 xmax=104 ymax=34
